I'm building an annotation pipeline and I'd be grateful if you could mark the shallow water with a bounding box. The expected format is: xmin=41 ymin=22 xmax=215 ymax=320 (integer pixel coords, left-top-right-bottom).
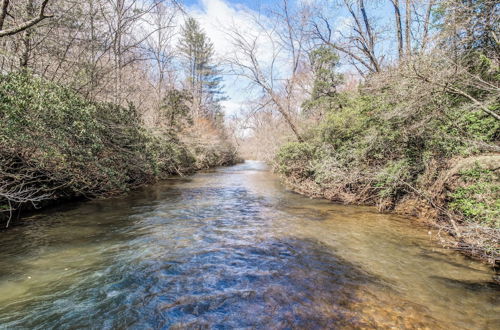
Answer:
xmin=0 ymin=161 xmax=498 ymax=329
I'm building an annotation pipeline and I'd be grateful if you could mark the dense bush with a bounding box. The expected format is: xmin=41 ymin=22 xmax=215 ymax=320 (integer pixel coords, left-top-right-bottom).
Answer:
xmin=181 ymin=118 xmax=242 ymax=170
xmin=278 ymin=85 xmax=499 ymax=206
xmin=276 ymin=60 xmax=499 ymax=259
xmin=449 ymin=165 xmax=499 ymax=228
xmin=0 ymin=72 xmax=197 ymax=222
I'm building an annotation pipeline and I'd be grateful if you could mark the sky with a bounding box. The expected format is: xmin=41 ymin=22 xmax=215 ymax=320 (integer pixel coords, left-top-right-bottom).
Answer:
xmin=181 ymin=0 xmax=363 ymax=117
xmin=182 ymin=0 xmax=281 ymax=117
xmin=184 ymin=0 xmax=271 ymax=12
xmin=179 ymin=0 xmax=400 ymax=117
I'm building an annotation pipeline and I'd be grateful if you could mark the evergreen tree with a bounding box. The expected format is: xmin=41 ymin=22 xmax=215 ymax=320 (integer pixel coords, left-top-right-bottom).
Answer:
xmin=178 ymin=17 xmax=226 ymax=120
xmin=160 ymin=89 xmax=193 ymax=129
xmin=303 ymin=45 xmax=343 ymax=117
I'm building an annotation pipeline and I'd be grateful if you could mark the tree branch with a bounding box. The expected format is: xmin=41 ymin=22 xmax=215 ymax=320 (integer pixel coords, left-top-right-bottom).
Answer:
xmin=0 ymin=0 xmax=52 ymax=38
xmin=412 ymin=64 xmax=500 ymax=121
xmin=0 ymin=0 xmax=9 ymax=31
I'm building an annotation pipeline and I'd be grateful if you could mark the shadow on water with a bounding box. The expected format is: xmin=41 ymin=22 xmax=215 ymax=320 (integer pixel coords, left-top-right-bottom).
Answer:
xmin=429 ymin=276 xmax=500 ymax=294
xmin=0 ymin=236 xmax=439 ymax=329
xmin=418 ymin=250 xmax=497 ymax=274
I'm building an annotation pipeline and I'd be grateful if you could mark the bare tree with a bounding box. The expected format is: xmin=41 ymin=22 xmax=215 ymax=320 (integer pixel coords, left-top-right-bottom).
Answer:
xmin=143 ymin=1 xmax=178 ymax=123
xmin=0 ymin=0 xmax=184 ymax=113
xmin=226 ymin=0 xmax=312 ymax=141
xmin=390 ymin=0 xmax=404 ymax=59
xmin=405 ymin=0 xmax=412 ymax=56
xmin=99 ymin=0 xmax=159 ymax=105
xmin=311 ymin=0 xmax=382 ymax=75
xmin=410 ymin=54 xmax=500 ymax=121
xmin=420 ymin=0 xmax=435 ymax=52
xmin=0 ymin=0 xmax=52 ymax=37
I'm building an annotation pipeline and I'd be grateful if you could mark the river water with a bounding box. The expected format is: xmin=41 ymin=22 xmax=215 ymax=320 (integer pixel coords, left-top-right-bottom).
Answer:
xmin=0 ymin=161 xmax=498 ymax=329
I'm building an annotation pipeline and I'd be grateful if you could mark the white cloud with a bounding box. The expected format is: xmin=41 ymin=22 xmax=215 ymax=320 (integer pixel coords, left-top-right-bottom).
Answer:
xmin=220 ymin=99 xmax=244 ymax=116
xmin=185 ymin=0 xmax=278 ymax=116
xmin=187 ymin=0 xmax=262 ymax=59
xmin=140 ymin=0 xmax=354 ymax=117
xmin=297 ymin=0 xmax=317 ymax=5
xmin=135 ymin=0 xmax=270 ymax=116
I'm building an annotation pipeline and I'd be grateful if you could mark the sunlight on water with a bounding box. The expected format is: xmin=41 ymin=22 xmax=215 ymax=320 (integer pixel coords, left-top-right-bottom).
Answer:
xmin=0 ymin=161 xmax=498 ymax=329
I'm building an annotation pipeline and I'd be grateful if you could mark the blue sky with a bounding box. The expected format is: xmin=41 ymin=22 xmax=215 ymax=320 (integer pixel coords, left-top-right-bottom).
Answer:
xmin=181 ymin=0 xmax=406 ymax=117
xmin=182 ymin=0 xmax=330 ymax=117
xmin=184 ymin=0 xmax=279 ymax=116
xmin=183 ymin=0 xmax=270 ymax=12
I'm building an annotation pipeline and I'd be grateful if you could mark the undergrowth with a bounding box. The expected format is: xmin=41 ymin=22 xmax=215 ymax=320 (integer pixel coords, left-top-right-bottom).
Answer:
xmin=276 ymin=58 xmax=499 ymax=262
xmin=0 ymin=72 xmax=237 ymax=224
xmin=449 ymin=165 xmax=500 ymax=229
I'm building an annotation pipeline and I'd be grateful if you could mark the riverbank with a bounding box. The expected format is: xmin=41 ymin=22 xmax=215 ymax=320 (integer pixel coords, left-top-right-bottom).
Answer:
xmin=0 ymin=72 xmax=240 ymax=226
xmin=1 ymin=161 xmax=498 ymax=329
xmin=277 ymin=159 xmax=499 ymax=266
xmin=275 ymin=61 xmax=499 ymax=265
xmin=277 ymin=148 xmax=499 ymax=265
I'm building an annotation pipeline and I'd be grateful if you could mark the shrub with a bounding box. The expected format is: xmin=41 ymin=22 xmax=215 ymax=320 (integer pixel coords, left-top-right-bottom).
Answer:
xmin=0 ymin=72 xmax=196 ymax=220
xmin=276 ymin=142 xmax=315 ymax=178
xmin=449 ymin=164 xmax=500 ymax=228
xmin=276 ymin=67 xmax=499 ymax=214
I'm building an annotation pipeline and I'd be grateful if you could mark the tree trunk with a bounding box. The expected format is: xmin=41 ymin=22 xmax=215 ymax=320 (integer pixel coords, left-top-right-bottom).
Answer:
xmin=0 ymin=0 xmax=52 ymax=38
xmin=359 ymin=0 xmax=374 ymax=51
xmin=113 ymin=0 xmax=125 ymax=105
xmin=357 ymin=0 xmax=380 ymax=72
xmin=421 ymin=0 xmax=434 ymax=52
xmin=0 ymin=0 xmax=9 ymax=31
xmin=20 ymin=0 xmax=35 ymax=68
xmin=405 ymin=0 xmax=412 ymax=57
xmin=391 ymin=0 xmax=404 ymax=59
xmin=267 ymin=89 xmax=303 ymax=142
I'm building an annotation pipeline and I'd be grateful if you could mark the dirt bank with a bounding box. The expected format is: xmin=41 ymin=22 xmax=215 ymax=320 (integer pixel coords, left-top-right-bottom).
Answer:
xmin=278 ymin=155 xmax=500 ymax=266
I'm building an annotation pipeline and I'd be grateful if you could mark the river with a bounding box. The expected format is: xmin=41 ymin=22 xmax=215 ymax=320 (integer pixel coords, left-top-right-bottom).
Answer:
xmin=0 ymin=161 xmax=498 ymax=329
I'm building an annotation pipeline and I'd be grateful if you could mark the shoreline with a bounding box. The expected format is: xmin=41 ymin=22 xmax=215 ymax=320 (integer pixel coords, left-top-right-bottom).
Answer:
xmin=279 ymin=174 xmax=499 ymax=271
xmin=1 ymin=159 xmax=243 ymax=229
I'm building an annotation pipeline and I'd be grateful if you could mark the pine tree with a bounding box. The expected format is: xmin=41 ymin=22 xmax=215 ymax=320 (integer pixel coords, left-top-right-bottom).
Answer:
xmin=178 ymin=17 xmax=226 ymax=120
xmin=302 ymin=45 xmax=343 ymax=118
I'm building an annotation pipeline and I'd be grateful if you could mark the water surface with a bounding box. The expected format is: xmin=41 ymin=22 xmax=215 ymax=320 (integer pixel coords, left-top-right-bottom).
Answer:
xmin=0 ymin=161 xmax=498 ymax=329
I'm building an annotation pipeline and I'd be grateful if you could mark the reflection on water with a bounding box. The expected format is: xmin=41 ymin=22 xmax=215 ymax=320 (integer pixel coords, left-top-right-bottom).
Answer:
xmin=0 ymin=161 xmax=498 ymax=329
